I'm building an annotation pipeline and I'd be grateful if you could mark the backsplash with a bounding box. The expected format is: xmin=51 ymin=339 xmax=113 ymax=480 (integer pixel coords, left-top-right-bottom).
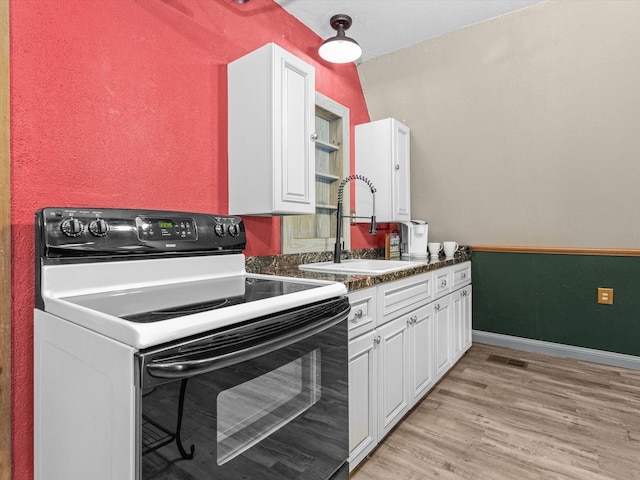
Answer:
xmin=245 ymin=248 xmax=386 ymax=274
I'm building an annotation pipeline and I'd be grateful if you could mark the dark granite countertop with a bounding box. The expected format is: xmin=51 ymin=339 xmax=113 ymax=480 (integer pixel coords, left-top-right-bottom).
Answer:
xmin=245 ymin=247 xmax=472 ymax=292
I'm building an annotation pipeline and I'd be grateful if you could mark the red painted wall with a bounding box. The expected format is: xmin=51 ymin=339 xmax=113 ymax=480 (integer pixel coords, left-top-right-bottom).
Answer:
xmin=9 ymin=0 xmax=377 ymax=478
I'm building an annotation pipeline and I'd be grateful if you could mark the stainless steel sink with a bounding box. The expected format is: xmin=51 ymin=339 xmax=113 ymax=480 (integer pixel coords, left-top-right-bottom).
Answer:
xmin=298 ymin=259 xmax=427 ymax=276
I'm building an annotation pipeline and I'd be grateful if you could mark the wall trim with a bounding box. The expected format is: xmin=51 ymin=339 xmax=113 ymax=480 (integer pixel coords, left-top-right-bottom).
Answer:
xmin=473 ymin=330 xmax=640 ymax=371
xmin=471 ymin=245 xmax=640 ymax=256
xmin=0 ymin=0 xmax=10 ymax=477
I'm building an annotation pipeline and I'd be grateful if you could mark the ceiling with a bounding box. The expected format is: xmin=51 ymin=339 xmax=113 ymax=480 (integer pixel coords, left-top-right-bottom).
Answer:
xmin=274 ymin=0 xmax=544 ymax=63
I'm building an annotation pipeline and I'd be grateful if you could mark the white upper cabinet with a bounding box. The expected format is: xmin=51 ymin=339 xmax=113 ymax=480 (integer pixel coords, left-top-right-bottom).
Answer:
xmin=355 ymin=118 xmax=411 ymax=223
xmin=228 ymin=43 xmax=316 ymax=215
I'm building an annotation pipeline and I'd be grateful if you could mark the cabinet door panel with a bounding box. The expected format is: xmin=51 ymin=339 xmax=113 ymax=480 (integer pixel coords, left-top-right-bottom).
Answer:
xmin=348 ymin=330 xmax=377 ymax=469
xmin=434 ymin=295 xmax=452 ymax=381
xmin=392 ymin=121 xmax=411 ymax=221
xmin=462 ymin=286 xmax=473 ymax=351
xmin=228 ymin=43 xmax=315 ymax=215
xmin=409 ymin=304 xmax=434 ymax=406
xmin=277 ymin=57 xmax=314 ymax=208
xmin=451 ymin=289 xmax=464 ymax=362
xmin=377 ymin=272 xmax=432 ymax=325
xmin=377 ymin=318 xmax=409 ymax=438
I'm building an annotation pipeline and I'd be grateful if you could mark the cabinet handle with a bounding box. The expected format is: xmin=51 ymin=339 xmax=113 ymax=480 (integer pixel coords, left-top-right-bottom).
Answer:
xmin=410 ymin=315 xmax=418 ymax=324
xmin=441 ymin=279 xmax=447 ymax=287
xmin=355 ymin=309 xmax=363 ymax=318
xmin=461 ymin=272 xmax=466 ymax=279
xmin=374 ymin=335 xmax=381 ymax=345
xmin=310 ymin=132 xmax=318 ymax=141
xmin=435 ymin=304 xmax=440 ymax=311
xmin=395 ymin=164 xmax=400 ymax=170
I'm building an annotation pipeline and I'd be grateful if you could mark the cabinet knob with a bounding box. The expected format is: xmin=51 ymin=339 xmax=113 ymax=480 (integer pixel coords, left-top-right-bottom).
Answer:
xmin=435 ymin=304 xmax=440 ymax=311
xmin=355 ymin=309 xmax=363 ymax=318
xmin=410 ymin=315 xmax=418 ymax=324
xmin=395 ymin=164 xmax=400 ymax=170
xmin=374 ymin=335 xmax=381 ymax=345
xmin=461 ymin=272 xmax=466 ymax=279
xmin=310 ymin=132 xmax=318 ymax=141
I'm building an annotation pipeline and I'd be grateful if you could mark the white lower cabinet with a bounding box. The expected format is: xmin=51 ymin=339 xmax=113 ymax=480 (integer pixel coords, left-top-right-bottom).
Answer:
xmin=451 ymin=285 xmax=473 ymax=362
xmin=348 ymin=329 xmax=378 ymax=469
xmin=347 ymin=261 xmax=472 ymax=471
xmin=408 ymin=303 xmax=435 ymax=405
xmin=434 ymin=295 xmax=452 ymax=380
xmin=377 ymin=314 xmax=410 ymax=438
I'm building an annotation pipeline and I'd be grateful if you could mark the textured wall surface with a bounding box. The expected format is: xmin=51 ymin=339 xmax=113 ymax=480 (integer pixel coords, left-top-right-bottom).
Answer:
xmin=9 ymin=1 xmax=371 ymax=478
xmin=357 ymin=0 xmax=640 ymax=248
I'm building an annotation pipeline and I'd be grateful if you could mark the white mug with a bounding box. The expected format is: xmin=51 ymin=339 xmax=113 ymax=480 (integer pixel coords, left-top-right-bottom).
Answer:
xmin=443 ymin=241 xmax=459 ymax=258
xmin=428 ymin=242 xmax=443 ymax=257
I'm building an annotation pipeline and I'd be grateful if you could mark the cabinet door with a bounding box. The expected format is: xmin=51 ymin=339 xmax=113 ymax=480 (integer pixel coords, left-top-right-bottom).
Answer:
xmin=434 ymin=295 xmax=452 ymax=381
xmin=462 ymin=286 xmax=473 ymax=351
xmin=273 ymin=50 xmax=315 ymax=212
xmin=355 ymin=118 xmax=411 ymax=223
xmin=391 ymin=119 xmax=411 ymax=222
xmin=408 ymin=304 xmax=434 ymax=407
xmin=228 ymin=43 xmax=315 ymax=215
xmin=451 ymin=288 xmax=464 ymax=362
xmin=348 ymin=330 xmax=378 ymax=471
xmin=377 ymin=317 xmax=409 ymax=438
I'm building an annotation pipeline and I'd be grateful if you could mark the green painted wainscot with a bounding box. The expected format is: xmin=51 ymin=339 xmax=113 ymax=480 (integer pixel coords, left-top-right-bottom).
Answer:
xmin=472 ymin=250 xmax=640 ymax=359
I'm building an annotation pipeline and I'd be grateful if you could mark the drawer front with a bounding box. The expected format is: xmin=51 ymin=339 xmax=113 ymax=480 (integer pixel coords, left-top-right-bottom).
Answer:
xmin=377 ymin=272 xmax=432 ymax=325
xmin=347 ymin=287 xmax=377 ymax=339
xmin=451 ymin=262 xmax=471 ymax=290
xmin=433 ymin=267 xmax=451 ymax=299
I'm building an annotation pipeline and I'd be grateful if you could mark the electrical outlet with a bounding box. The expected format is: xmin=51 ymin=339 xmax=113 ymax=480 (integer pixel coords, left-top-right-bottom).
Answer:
xmin=597 ymin=287 xmax=614 ymax=305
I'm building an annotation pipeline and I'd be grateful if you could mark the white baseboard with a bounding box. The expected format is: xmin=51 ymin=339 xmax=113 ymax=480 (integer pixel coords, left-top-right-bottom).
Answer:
xmin=472 ymin=330 xmax=640 ymax=371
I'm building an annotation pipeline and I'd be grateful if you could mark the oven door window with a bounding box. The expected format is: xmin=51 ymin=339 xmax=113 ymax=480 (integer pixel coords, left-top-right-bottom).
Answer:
xmin=139 ymin=317 xmax=347 ymax=480
xmin=217 ymin=349 xmax=320 ymax=465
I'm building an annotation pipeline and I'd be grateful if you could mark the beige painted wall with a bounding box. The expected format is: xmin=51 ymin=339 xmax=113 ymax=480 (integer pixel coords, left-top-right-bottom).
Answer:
xmin=357 ymin=0 xmax=640 ymax=248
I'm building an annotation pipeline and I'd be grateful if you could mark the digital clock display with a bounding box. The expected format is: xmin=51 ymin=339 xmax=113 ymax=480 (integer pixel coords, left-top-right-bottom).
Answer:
xmin=136 ymin=216 xmax=197 ymax=242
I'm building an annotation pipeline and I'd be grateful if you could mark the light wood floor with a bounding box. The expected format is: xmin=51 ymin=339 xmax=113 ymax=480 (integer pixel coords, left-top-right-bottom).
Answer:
xmin=351 ymin=343 xmax=640 ymax=480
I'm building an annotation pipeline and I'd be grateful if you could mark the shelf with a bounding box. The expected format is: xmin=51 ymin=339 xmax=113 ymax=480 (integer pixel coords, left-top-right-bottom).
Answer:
xmin=316 ymin=204 xmax=338 ymax=211
xmin=315 ymin=139 xmax=340 ymax=152
xmin=316 ymin=172 xmax=340 ymax=182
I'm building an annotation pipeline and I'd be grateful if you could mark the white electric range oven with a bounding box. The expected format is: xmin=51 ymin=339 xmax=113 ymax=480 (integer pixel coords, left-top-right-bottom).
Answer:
xmin=34 ymin=207 xmax=350 ymax=480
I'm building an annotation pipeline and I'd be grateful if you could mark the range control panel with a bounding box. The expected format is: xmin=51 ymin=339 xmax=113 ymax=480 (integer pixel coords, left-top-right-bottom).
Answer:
xmin=36 ymin=207 xmax=246 ymax=259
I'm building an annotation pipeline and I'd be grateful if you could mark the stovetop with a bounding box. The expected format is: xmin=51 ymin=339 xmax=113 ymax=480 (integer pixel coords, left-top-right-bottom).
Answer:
xmin=63 ymin=275 xmax=324 ymax=323
xmin=35 ymin=207 xmax=348 ymax=349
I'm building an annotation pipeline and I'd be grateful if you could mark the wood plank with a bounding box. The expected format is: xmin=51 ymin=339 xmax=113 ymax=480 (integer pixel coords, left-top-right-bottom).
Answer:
xmin=0 ymin=0 xmax=10 ymax=478
xmin=472 ymin=245 xmax=640 ymax=256
xmin=352 ymin=344 xmax=640 ymax=480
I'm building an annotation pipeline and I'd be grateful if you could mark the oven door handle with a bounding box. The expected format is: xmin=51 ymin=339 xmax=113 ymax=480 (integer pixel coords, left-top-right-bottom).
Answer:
xmin=145 ymin=308 xmax=348 ymax=380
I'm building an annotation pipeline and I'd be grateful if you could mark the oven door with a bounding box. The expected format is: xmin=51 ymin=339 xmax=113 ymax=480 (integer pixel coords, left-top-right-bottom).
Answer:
xmin=136 ymin=296 xmax=350 ymax=480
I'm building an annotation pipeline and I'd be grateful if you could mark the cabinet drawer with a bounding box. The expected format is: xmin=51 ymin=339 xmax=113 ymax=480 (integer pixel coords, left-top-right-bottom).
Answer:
xmin=451 ymin=262 xmax=471 ymax=290
xmin=377 ymin=273 xmax=432 ymax=325
xmin=433 ymin=267 xmax=451 ymax=300
xmin=347 ymin=287 xmax=377 ymax=339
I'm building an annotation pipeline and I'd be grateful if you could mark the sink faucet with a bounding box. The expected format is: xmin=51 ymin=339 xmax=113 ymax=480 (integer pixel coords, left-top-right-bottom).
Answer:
xmin=334 ymin=174 xmax=377 ymax=263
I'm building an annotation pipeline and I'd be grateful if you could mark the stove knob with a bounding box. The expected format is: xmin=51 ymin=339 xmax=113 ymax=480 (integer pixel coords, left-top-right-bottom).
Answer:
xmin=228 ymin=224 xmax=240 ymax=237
xmin=89 ymin=219 xmax=110 ymax=237
xmin=214 ymin=223 xmax=226 ymax=237
xmin=60 ymin=218 xmax=84 ymax=237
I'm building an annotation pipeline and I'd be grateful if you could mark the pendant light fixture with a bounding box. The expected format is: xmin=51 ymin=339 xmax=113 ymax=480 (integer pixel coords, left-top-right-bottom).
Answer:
xmin=318 ymin=14 xmax=362 ymax=64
